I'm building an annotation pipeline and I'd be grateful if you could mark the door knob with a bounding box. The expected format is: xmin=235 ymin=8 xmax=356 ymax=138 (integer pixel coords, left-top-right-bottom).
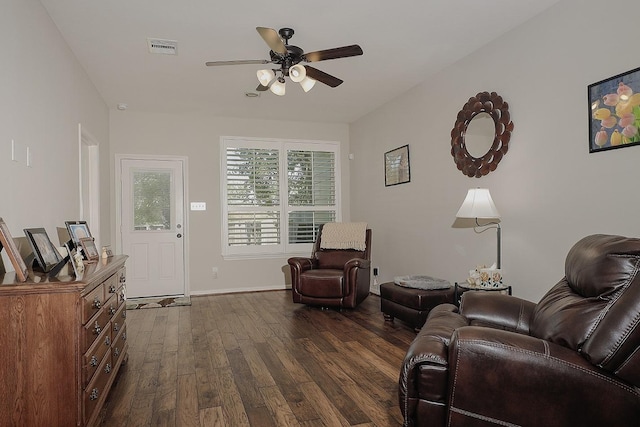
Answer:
xmin=177 ymin=233 xmax=182 ymax=238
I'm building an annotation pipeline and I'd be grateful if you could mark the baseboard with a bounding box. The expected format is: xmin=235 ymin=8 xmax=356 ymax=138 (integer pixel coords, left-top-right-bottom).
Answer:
xmin=190 ymin=284 xmax=291 ymax=296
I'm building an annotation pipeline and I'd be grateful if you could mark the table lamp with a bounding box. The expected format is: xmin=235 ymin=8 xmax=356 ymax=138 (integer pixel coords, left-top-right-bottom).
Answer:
xmin=455 ymin=188 xmax=502 ymax=268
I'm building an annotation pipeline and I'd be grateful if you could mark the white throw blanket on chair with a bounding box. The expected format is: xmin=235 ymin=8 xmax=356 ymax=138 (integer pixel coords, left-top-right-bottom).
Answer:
xmin=320 ymin=222 xmax=368 ymax=251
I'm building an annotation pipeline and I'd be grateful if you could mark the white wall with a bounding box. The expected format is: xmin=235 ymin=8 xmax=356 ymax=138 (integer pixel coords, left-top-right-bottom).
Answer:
xmin=0 ymin=0 xmax=110 ymax=271
xmin=350 ymin=0 xmax=640 ymax=302
xmin=110 ymin=111 xmax=349 ymax=294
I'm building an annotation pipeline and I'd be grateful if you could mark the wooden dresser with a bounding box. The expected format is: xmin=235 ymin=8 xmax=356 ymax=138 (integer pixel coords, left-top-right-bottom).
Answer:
xmin=0 ymin=255 xmax=128 ymax=427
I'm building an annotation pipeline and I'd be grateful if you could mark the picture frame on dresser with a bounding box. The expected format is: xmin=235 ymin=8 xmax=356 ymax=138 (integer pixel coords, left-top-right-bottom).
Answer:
xmin=65 ymin=241 xmax=84 ymax=278
xmin=79 ymin=237 xmax=99 ymax=261
xmin=0 ymin=218 xmax=29 ymax=281
xmin=24 ymin=227 xmax=64 ymax=273
xmin=65 ymin=220 xmax=93 ymax=247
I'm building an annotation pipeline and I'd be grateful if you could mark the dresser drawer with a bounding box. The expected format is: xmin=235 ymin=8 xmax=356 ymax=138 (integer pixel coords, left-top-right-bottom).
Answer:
xmin=82 ymin=325 xmax=112 ymax=388
xmin=83 ymin=352 xmax=114 ymax=425
xmin=104 ymin=293 xmax=118 ymax=319
xmin=81 ymin=309 xmax=111 ymax=354
xmin=104 ymin=273 xmax=119 ymax=297
xmin=112 ymin=323 xmax=128 ymax=367
xmin=81 ymin=284 xmax=105 ymax=324
xmin=111 ymin=303 xmax=126 ymax=335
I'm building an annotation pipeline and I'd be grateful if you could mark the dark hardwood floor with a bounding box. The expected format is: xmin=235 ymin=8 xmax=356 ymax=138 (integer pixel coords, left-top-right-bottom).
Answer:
xmin=99 ymin=290 xmax=416 ymax=426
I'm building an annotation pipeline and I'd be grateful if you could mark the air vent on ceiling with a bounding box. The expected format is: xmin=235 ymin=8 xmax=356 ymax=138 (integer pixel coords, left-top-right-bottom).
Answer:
xmin=147 ymin=38 xmax=178 ymax=55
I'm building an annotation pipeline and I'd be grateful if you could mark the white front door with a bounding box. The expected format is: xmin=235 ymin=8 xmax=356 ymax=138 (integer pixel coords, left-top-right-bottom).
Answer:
xmin=120 ymin=158 xmax=185 ymax=298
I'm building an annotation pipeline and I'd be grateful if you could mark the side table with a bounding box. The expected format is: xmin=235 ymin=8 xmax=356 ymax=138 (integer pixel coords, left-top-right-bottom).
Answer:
xmin=454 ymin=281 xmax=512 ymax=306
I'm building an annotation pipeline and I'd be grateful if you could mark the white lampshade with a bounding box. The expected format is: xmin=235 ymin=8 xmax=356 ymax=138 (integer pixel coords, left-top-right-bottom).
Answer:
xmin=456 ymin=188 xmax=501 ymax=220
xmin=269 ymin=78 xmax=286 ymax=96
xmin=299 ymin=76 xmax=316 ymax=92
xmin=289 ymin=64 xmax=306 ymax=83
xmin=257 ymin=69 xmax=275 ymax=87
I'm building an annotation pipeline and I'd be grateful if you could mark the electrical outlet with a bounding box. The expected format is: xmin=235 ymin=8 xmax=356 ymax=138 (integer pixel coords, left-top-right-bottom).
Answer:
xmin=212 ymin=266 xmax=218 ymax=279
xmin=373 ymin=267 xmax=379 ymax=276
xmin=191 ymin=202 xmax=206 ymax=211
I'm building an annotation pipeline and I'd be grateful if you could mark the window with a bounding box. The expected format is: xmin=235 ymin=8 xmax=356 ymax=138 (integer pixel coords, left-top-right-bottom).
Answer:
xmin=221 ymin=137 xmax=341 ymax=258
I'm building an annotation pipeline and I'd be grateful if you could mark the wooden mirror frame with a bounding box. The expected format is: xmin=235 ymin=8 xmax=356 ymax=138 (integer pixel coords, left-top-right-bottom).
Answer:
xmin=450 ymin=91 xmax=514 ymax=178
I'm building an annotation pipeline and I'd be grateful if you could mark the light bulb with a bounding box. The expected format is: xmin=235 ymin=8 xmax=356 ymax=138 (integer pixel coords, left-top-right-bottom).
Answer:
xmin=300 ymin=77 xmax=316 ymax=93
xmin=289 ymin=64 xmax=306 ymax=83
xmin=257 ymin=69 xmax=275 ymax=87
xmin=270 ymin=78 xmax=286 ymax=96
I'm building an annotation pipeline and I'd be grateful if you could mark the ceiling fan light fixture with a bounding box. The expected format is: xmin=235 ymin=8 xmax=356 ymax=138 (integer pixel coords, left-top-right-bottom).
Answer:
xmin=289 ymin=64 xmax=306 ymax=83
xmin=257 ymin=69 xmax=275 ymax=86
xmin=270 ymin=78 xmax=286 ymax=96
xmin=300 ymin=77 xmax=316 ymax=93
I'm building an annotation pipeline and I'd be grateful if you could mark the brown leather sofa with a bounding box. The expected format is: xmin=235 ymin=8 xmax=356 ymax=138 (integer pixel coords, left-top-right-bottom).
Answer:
xmin=288 ymin=225 xmax=371 ymax=308
xmin=399 ymin=234 xmax=640 ymax=426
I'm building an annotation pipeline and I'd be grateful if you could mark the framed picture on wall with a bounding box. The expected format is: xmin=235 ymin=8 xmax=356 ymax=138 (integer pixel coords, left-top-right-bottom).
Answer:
xmin=0 ymin=218 xmax=29 ymax=281
xmin=588 ymin=66 xmax=640 ymax=153
xmin=384 ymin=144 xmax=411 ymax=186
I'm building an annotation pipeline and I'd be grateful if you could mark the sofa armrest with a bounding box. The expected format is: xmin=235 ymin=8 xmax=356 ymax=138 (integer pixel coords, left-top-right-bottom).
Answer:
xmin=399 ymin=304 xmax=468 ymax=423
xmin=448 ymin=327 xmax=640 ymax=426
xmin=459 ymin=291 xmax=535 ymax=333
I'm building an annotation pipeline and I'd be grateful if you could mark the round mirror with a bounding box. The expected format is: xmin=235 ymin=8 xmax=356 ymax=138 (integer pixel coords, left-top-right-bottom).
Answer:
xmin=450 ymin=91 xmax=514 ymax=178
xmin=465 ymin=112 xmax=495 ymax=158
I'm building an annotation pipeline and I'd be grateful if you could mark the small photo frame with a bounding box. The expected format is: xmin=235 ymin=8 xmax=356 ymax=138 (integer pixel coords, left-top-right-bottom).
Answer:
xmin=24 ymin=228 xmax=64 ymax=273
xmin=588 ymin=66 xmax=640 ymax=153
xmin=0 ymin=218 xmax=29 ymax=281
xmin=79 ymin=237 xmax=99 ymax=261
xmin=65 ymin=241 xmax=84 ymax=278
xmin=384 ymin=144 xmax=411 ymax=186
xmin=65 ymin=220 xmax=93 ymax=247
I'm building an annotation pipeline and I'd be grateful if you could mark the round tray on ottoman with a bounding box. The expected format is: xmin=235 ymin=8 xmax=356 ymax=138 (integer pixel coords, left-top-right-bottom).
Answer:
xmin=380 ymin=280 xmax=455 ymax=331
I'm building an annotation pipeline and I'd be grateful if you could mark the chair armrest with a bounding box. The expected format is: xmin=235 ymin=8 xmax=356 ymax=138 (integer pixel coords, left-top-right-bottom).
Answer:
xmin=343 ymin=257 xmax=370 ymax=273
xmin=287 ymin=257 xmax=315 ymax=285
xmin=448 ymin=327 xmax=640 ymax=426
xmin=460 ymin=292 xmax=535 ymax=334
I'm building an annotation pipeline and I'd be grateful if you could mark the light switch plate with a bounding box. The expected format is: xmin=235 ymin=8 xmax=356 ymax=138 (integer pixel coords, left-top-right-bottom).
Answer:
xmin=190 ymin=202 xmax=206 ymax=211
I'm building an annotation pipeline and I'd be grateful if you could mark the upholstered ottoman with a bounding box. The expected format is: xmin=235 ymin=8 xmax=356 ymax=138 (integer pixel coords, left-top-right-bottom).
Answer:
xmin=380 ymin=281 xmax=456 ymax=331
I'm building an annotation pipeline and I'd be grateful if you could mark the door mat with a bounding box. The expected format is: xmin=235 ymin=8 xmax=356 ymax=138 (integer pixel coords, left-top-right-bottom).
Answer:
xmin=126 ymin=296 xmax=191 ymax=310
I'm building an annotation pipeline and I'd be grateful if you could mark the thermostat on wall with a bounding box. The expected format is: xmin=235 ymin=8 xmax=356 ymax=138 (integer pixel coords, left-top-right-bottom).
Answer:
xmin=190 ymin=202 xmax=206 ymax=211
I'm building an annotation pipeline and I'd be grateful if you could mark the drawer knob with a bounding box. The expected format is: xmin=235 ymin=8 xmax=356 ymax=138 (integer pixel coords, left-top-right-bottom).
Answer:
xmin=105 ymin=336 xmax=111 ymax=346
xmin=109 ymin=306 xmax=117 ymax=316
xmin=109 ymin=284 xmax=117 ymax=293
xmin=113 ymin=323 xmax=119 ymax=332
xmin=89 ymin=388 xmax=99 ymax=401
xmin=105 ymin=363 xmax=112 ymax=374
xmin=114 ymin=347 xmax=120 ymax=357
xmin=123 ymin=332 xmax=127 ymax=341
xmin=93 ymin=322 xmax=101 ymax=335
xmin=93 ymin=297 xmax=102 ymax=309
xmin=90 ymin=355 xmax=98 ymax=367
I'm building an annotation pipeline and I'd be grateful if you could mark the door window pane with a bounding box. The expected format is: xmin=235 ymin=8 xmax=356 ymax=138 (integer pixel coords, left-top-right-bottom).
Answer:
xmin=133 ymin=170 xmax=172 ymax=231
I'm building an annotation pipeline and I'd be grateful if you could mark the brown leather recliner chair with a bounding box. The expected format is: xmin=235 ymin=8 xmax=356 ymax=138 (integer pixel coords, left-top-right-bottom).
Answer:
xmin=288 ymin=224 xmax=371 ymax=308
xmin=400 ymin=234 xmax=640 ymax=426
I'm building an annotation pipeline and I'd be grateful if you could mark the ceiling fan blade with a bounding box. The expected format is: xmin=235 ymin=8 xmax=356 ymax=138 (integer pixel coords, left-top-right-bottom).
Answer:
xmin=304 ymin=66 xmax=343 ymax=88
xmin=304 ymin=45 xmax=363 ymax=62
xmin=256 ymin=27 xmax=287 ymax=55
xmin=206 ymin=59 xmax=271 ymax=66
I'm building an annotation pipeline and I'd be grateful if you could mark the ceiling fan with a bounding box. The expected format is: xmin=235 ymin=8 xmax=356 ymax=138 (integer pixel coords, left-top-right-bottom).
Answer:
xmin=205 ymin=27 xmax=363 ymax=95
